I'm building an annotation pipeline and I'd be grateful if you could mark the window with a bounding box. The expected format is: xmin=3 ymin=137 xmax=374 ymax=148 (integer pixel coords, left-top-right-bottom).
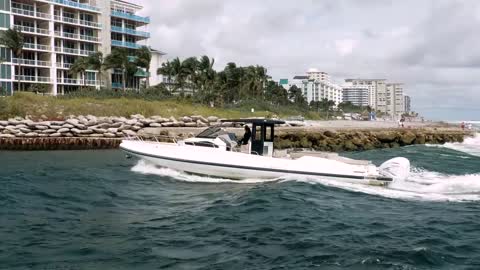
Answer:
xmin=0 ymin=64 xmax=11 ymax=79
xmin=0 ymin=0 xmax=10 ymax=11
xmin=0 ymin=47 xmax=11 ymax=61
xmin=265 ymin=125 xmax=273 ymax=142
xmin=0 ymin=12 xmax=10 ymax=28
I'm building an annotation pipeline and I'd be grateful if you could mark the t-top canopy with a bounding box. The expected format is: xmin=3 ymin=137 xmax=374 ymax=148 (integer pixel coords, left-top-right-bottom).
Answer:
xmin=220 ymin=118 xmax=285 ymax=125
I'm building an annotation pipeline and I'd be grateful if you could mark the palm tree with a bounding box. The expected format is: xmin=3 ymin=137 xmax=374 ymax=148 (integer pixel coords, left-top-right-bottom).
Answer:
xmin=69 ymin=57 xmax=89 ymax=90
xmin=135 ymin=46 xmax=152 ymax=88
xmin=181 ymin=57 xmax=199 ymax=94
xmin=157 ymin=61 xmax=174 ymax=91
xmin=87 ymin=52 xmax=104 ymax=89
xmin=104 ymin=48 xmax=131 ymax=92
xmin=0 ymin=28 xmax=24 ymax=95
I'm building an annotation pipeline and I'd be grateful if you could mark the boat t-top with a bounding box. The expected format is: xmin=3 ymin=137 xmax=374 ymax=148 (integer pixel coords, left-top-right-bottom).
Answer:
xmin=120 ymin=119 xmax=410 ymax=185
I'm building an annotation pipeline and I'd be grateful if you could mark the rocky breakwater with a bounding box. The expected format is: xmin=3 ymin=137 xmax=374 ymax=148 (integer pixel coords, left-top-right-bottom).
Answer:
xmin=0 ymin=114 xmax=220 ymax=150
xmin=274 ymin=129 xmax=469 ymax=152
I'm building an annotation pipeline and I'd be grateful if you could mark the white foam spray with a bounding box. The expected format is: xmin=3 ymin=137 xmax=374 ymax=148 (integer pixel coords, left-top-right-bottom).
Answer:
xmin=438 ymin=133 xmax=480 ymax=157
xmin=131 ymin=160 xmax=480 ymax=202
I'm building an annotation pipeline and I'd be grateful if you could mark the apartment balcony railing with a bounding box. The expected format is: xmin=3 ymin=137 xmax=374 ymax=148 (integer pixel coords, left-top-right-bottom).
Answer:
xmin=111 ymin=10 xmax=149 ymax=24
xmin=54 ymin=31 xmax=100 ymax=42
xmin=53 ymin=15 xmax=102 ymax=28
xmin=15 ymin=75 xmax=51 ymax=83
xmin=112 ymin=82 xmax=122 ymax=88
xmin=12 ymin=58 xmax=51 ymax=67
xmin=57 ymin=78 xmax=98 ymax=86
xmin=111 ymin=26 xmax=150 ymax=38
xmin=111 ymin=40 xmax=141 ymax=49
xmin=56 ymin=62 xmax=73 ymax=69
xmin=47 ymin=0 xmax=99 ymax=12
xmin=11 ymin=7 xmax=52 ymax=20
xmin=54 ymin=47 xmax=96 ymax=56
xmin=14 ymin=25 xmax=50 ymax=35
xmin=23 ymin=43 xmax=51 ymax=51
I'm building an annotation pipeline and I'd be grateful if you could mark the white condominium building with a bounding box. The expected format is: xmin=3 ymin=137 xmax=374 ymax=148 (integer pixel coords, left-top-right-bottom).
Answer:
xmin=279 ymin=71 xmax=343 ymax=106
xmin=344 ymin=79 xmax=386 ymax=110
xmin=0 ymin=0 xmax=163 ymax=95
xmin=342 ymin=83 xmax=369 ymax=107
xmin=386 ymin=83 xmax=404 ymax=117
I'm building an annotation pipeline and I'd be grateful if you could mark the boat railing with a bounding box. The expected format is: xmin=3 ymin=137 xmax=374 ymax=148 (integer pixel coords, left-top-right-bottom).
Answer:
xmin=124 ymin=135 xmax=178 ymax=144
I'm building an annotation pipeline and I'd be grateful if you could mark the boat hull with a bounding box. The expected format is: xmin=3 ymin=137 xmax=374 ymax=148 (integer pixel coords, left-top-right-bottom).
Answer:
xmin=120 ymin=140 xmax=393 ymax=185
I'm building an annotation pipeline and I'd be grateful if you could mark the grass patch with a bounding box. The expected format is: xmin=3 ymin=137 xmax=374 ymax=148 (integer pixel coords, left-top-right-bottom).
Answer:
xmin=1 ymin=92 xmax=327 ymax=120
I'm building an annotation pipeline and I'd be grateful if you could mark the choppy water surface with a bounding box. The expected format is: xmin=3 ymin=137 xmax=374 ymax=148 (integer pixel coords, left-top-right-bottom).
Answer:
xmin=1 ymin=134 xmax=479 ymax=269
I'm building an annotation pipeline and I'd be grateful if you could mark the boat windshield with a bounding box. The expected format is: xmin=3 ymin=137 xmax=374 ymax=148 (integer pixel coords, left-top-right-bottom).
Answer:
xmin=196 ymin=126 xmax=226 ymax=138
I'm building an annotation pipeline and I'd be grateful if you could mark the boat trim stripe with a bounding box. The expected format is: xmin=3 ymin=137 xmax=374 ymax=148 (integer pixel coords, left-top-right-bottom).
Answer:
xmin=120 ymin=147 xmax=393 ymax=182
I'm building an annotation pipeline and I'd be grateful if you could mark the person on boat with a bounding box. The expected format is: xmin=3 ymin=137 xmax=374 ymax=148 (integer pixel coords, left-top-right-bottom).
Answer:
xmin=238 ymin=125 xmax=251 ymax=145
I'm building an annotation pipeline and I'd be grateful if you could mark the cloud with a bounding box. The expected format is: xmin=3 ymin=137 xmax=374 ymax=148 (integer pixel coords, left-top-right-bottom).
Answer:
xmin=137 ymin=0 xmax=480 ymax=120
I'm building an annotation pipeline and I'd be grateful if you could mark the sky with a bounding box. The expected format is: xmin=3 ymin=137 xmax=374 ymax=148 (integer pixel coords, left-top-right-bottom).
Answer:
xmin=135 ymin=0 xmax=480 ymax=121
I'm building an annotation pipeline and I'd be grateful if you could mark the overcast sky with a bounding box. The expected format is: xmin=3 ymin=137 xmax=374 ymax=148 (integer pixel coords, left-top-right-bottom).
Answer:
xmin=136 ymin=0 xmax=480 ymax=120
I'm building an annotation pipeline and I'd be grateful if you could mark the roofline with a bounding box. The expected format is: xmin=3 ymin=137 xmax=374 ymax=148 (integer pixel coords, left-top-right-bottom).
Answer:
xmin=220 ymin=118 xmax=285 ymax=125
xmin=111 ymin=0 xmax=143 ymax=9
xmin=345 ymin=79 xmax=386 ymax=81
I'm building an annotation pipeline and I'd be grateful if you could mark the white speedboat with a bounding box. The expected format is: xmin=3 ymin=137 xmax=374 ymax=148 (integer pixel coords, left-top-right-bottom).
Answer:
xmin=120 ymin=119 xmax=410 ymax=185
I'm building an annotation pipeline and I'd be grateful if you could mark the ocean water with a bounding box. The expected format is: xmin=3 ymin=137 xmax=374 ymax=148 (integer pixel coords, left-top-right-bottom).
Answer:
xmin=1 ymin=134 xmax=479 ymax=269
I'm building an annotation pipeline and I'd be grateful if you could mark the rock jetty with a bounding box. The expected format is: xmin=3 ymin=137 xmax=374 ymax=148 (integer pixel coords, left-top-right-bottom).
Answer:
xmin=0 ymin=115 xmax=471 ymax=151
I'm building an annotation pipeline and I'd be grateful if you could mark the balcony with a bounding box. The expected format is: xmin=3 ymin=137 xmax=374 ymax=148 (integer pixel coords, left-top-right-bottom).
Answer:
xmin=111 ymin=10 xmax=149 ymax=24
xmin=23 ymin=43 xmax=51 ymax=51
xmin=11 ymin=7 xmax=52 ymax=20
xmin=54 ymin=15 xmax=102 ymax=28
xmin=12 ymin=58 xmax=51 ymax=67
xmin=112 ymin=82 xmax=122 ymax=88
xmin=54 ymin=47 xmax=96 ymax=56
xmin=56 ymin=62 xmax=73 ymax=69
xmin=54 ymin=31 xmax=100 ymax=43
xmin=14 ymin=25 xmax=50 ymax=36
xmin=111 ymin=26 xmax=150 ymax=38
xmin=111 ymin=40 xmax=141 ymax=49
xmin=47 ymin=0 xmax=99 ymax=12
xmin=15 ymin=75 xmax=52 ymax=83
xmin=57 ymin=78 xmax=99 ymax=86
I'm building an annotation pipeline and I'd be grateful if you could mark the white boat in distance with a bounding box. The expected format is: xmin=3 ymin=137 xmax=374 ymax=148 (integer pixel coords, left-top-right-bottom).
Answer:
xmin=120 ymin=119 xmax=410 ymax=185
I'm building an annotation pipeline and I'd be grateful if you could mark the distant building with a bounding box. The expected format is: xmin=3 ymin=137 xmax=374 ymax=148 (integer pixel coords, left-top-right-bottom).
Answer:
xmin=404 ymin=95 xmax=411 ymax=113
xmin=386 ymin=83 xmax=404 ymax=118
xmin=342 ymin=84 xmax=369 ymax=107
xmin=344 ymin=79 xmax=386 ymax=111
xmin=279 ymin=69 xmax=342 ymax=105
xmin=306 ymin=68 xmax=330 ymax=82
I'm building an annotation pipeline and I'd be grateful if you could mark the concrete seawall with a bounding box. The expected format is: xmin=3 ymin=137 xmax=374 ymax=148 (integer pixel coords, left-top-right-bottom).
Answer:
xmin=0 ymin=127 xmax=472 ymax=151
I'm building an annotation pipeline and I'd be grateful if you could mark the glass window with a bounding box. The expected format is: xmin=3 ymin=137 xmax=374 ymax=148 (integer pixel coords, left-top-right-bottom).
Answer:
xmin=265 ymin=125 xmax=273 ymax=142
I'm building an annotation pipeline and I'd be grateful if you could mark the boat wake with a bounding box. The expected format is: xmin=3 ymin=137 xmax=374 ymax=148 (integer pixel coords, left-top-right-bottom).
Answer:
xmin=131 ymin=160 xmax=480 ymax=202
xmin=428 ymin=133 xmax=480 ymax=157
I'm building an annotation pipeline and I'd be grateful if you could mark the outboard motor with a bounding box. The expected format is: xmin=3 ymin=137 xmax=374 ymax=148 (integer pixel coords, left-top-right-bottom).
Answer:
xmin=379 ymin=157 xmax=410 ymax=181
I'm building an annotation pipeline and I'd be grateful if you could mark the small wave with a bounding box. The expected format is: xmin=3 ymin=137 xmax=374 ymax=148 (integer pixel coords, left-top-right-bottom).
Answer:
xmin=428 ymin=133 xmax=480 ymax=157
xmin=131 ymin=161 xmax=480 ymax=202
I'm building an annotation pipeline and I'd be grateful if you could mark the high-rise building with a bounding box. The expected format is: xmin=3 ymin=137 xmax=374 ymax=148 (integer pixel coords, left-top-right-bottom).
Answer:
xmin=342 ymin=83 xmax=369 ymax=107
xmin=0 ymin=0 xmax=162 ymax=95
xmin=279 ymin=70 xmax=342 ymax=105
xmin=404 ymin=95 xmax=411 ymax=113
xmin=344 ymin=79 xmax=386 ymax=110
xmin=386 ymin=83 xmax=404 ymax=117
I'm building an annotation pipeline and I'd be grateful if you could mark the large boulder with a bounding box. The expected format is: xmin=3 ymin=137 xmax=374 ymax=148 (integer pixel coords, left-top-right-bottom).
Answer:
xmin=207 ymin=116 xmax=218 ymax=122
xmin=49 ymin=125 xmax=62 ymax=130
xmin=35 ymin=125 xmax=49 ymax=130
xmin=125 ymin=119 xmax=138 ymax=126
xmin=0 ymin=120 xmax=9 ymax=126
xmin=92 ymin=128 xmax=107 ymax=134
xmin=24 ymin=132 xmax=38 ymax=137
xmin=62 ymin=124 xmax=74 ymax=129
xmin=42 ymin=129 xmax=57 ymax=134
xmin=376 ymin=132 xmax=398 ymax=143
xmin=122 ymin=130 xmax=136 ymax=136
xmin=181 ymin=116 xmax=192 ymax=123
xmin=0 ymin=133 xmax=15 ymax=138
xmin=104 ymin=132 xmax=116 ymax=138
xmin=149 ymin=123 xmax=162 ymax=127
xmin=19 ymin=127 xmax=31 ymax=133
xmin=49 ymin=133 xmax=61 ymax=137
xmin=399 ymin=132 xmax=416 ymax=145
xmin=58 ymin=128 xmax=70 ymax=133
xmin=107 ymin=128 xmax=118 ymax=133
xmin=66 ymin=119 xmax=79 ymax=126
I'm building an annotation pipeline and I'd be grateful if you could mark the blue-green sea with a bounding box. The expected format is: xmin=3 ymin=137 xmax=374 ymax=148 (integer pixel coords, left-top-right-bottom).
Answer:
xmin=1 ymin=133 xmax=479 ymax=269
